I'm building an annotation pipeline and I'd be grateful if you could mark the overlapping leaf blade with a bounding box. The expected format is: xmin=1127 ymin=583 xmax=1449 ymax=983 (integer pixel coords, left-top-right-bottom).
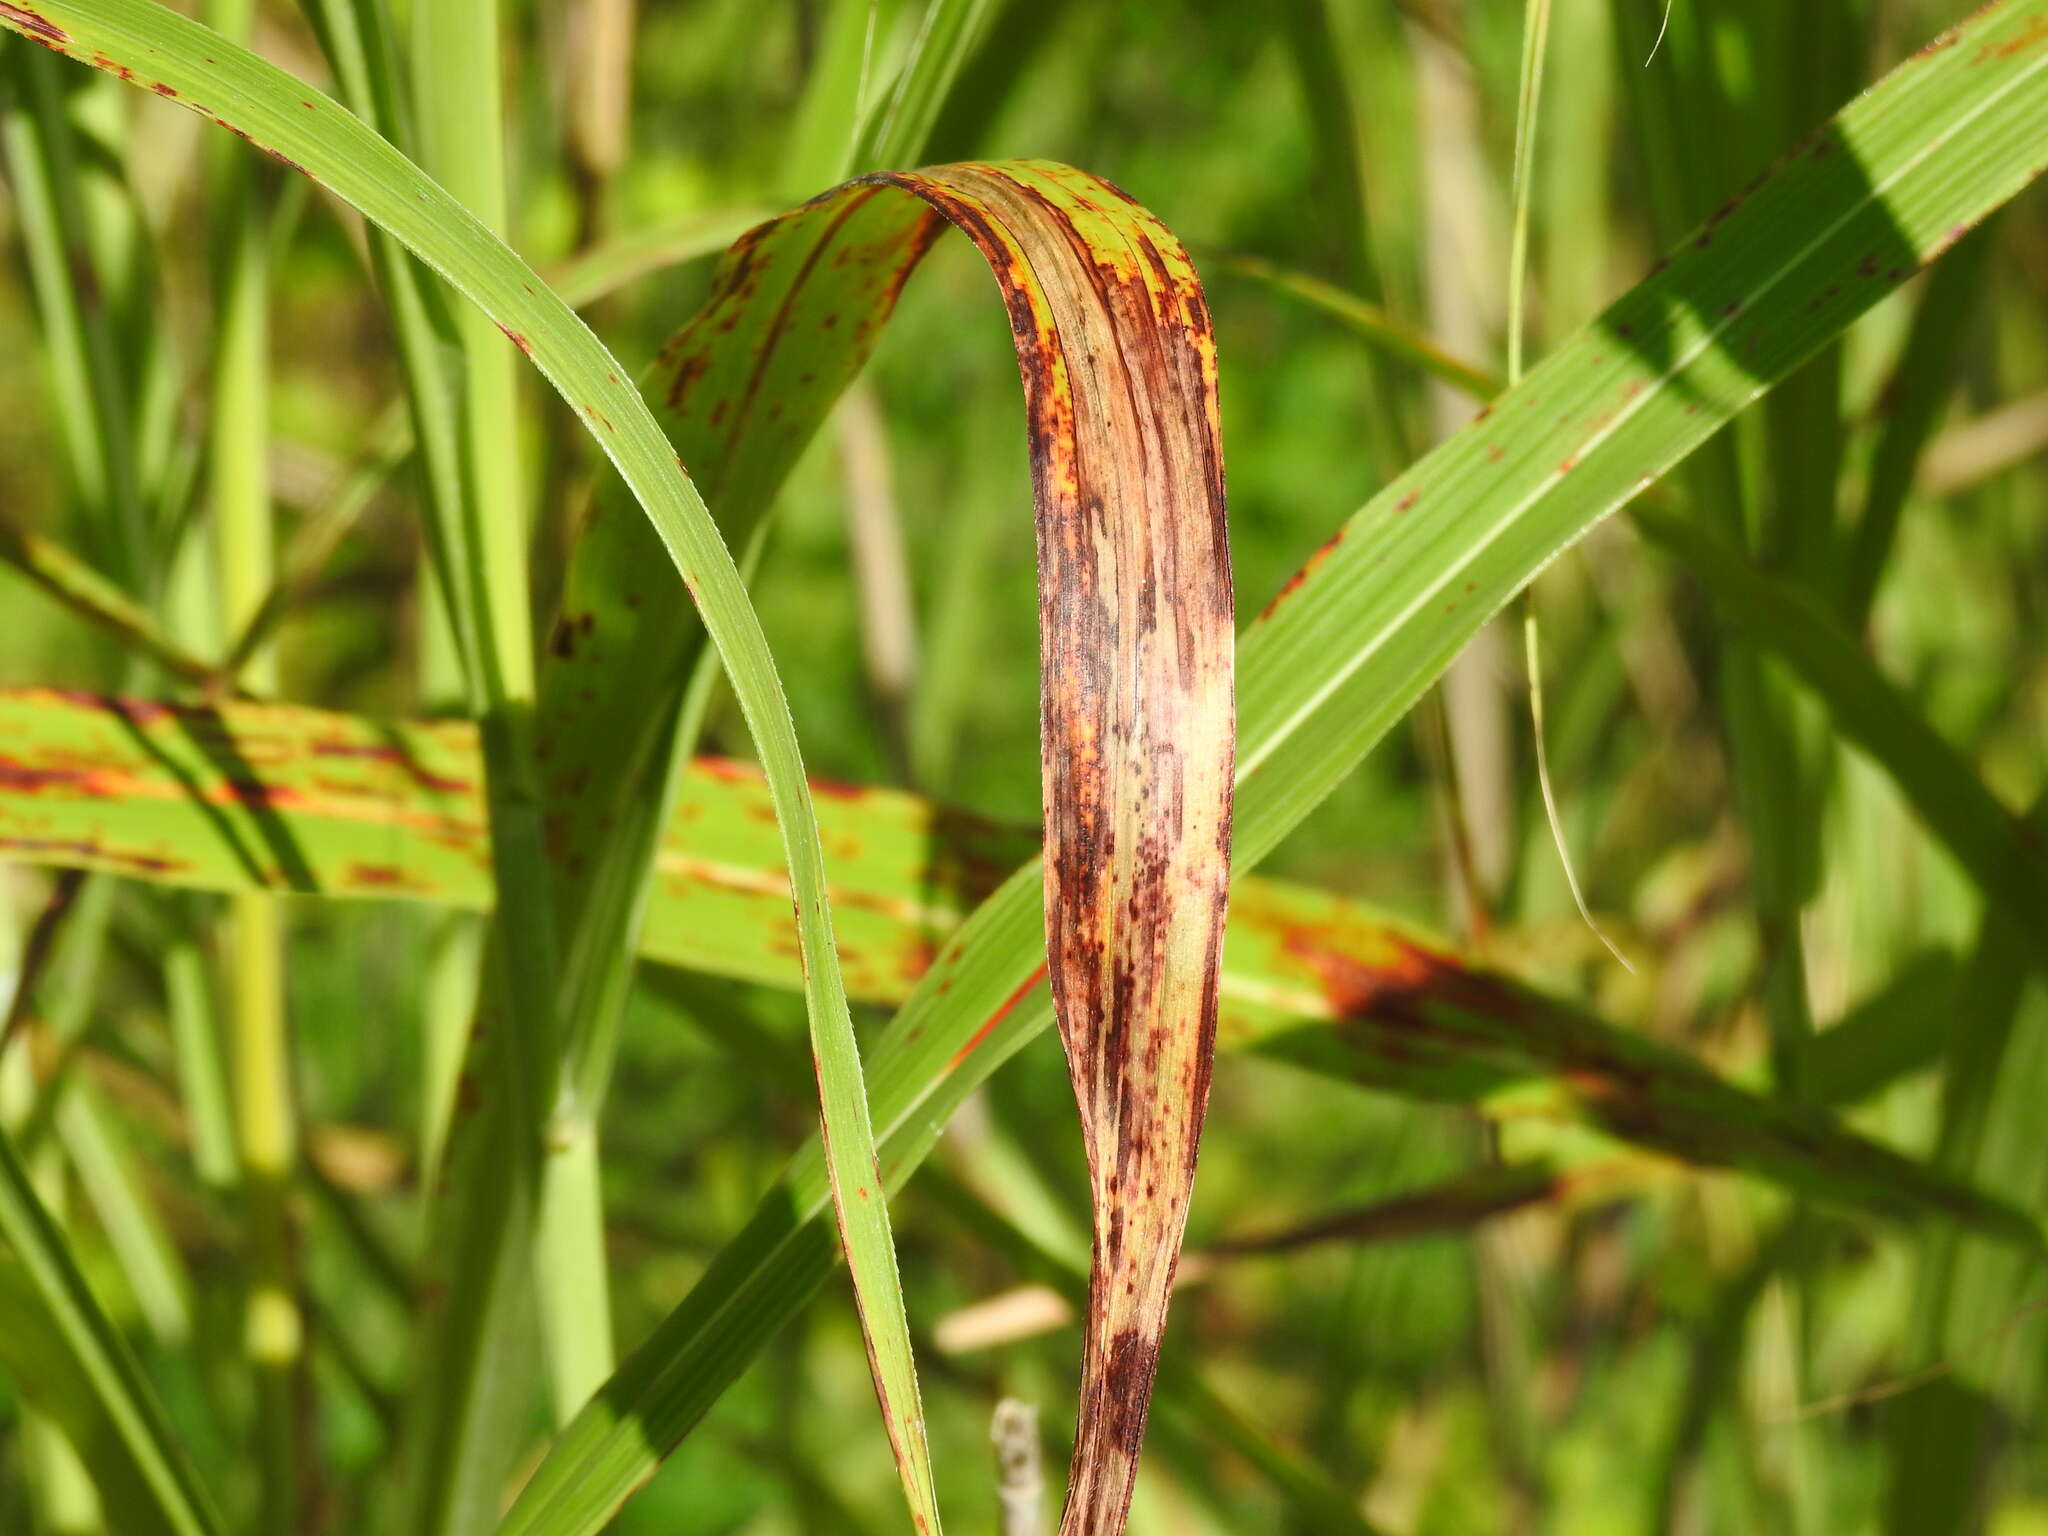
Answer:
xmin=4 ymin=677 xmax=2041 ymax=1536
xmin=0 ymin=0 xmax=2039 ymax=1531
xmin=0 ymin=1131 xmax=222 ymax=1536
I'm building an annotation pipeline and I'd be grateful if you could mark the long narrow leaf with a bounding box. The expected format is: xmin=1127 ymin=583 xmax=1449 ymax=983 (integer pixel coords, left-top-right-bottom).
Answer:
xmin=0 ymin=1127 xmax=223 ymax=1536
xmin=1632 ymin=502 xmax=2048 ymax=961
xmin=541 ymin=157 xmax=1236 ymax=1534
xmin=0 ymin=1 xmax=943 ymax=1526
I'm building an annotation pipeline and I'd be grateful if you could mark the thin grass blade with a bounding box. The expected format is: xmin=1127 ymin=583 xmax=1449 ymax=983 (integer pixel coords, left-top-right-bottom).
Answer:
xmin=0 ymin=1127 xmax=224 ymax=1536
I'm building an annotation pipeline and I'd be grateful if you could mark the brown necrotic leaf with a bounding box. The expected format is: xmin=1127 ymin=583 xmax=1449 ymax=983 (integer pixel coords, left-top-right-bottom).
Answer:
xmin=904 ymin=165 xmax=1237 ymax=1535
xmin=538 ymin=161 xmax=1233 ymax=1532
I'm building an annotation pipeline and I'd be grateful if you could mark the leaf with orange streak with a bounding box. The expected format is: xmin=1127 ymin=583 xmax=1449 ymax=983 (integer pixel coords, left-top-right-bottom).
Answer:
xmin=0 ymin=684 xmax=2034 ymax=1251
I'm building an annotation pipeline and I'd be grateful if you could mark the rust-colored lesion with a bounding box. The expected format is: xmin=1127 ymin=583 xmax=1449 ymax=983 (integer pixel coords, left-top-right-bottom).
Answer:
xmin=1258 ymin=525 xmax=1347 ymax=620
xmin=1977 ymin=12 xmax=2048 ymax=60
xmin=0 ymin=834 xmax=186 ymax=876
xmin=0 ymin=2 xmax=67 ymax=46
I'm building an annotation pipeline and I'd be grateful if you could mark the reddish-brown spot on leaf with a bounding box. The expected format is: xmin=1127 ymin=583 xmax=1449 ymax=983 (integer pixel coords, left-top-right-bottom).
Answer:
xmin=1975 ymin=14 xmax=2048 ymax=59
xmin=1259 ymin=526 xmax=1346 ymax=620
xmin=0 ymin=2 xmax=67 ymax=44
xmin=536 ymin=159 xmax=1233 ymax=1536
xmin=948 ymin=966 xmax=1049 ymax=1070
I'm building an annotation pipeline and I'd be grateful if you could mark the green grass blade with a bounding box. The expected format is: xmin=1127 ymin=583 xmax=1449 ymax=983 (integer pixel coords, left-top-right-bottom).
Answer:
xmin=1841 ymin=218 xmax=1998 ymax=626
xmin=534 ymin=153 xmax=1236 ymax=1534
xmin=55 ymin=1085 xmax=193 ymax=1347
xmin=852 ymin=0 xmax=996 ymax=172
xmin=202 ymin=2 xmax=301 ymax=1513
xmin=1888 ymin=823 xmax=2046 ymax=1533
xmin=1190 ymin=265 xmax=2048 ymax=978
xmin=0 ymin=38 xmax=145 ymax=590
xmin=0 ymin=1126 xmax=224 ymax=1536
xmin=1505 ymin=0 xmax=1550 ymax=384
xmin=161 ymin=911 xmax=237 ymax=1187
xmin=2 ymin=686 xmax=2018 ymax=1230
xmin=409 ymin=0 xmax=611 ymax=1456
xmin=1276 ymin=0 xmax=1411 ymax=482
xmin=1632 ymin=502 xmax=2048 ymax=960
xmin=1803 ymin=949 xmax=1956 ymax=1108
xmin=519 ymin=2 xmax=1010 ymax=1488
xmin=1211 ymin=253 xmax=1497 ymax=400
xmin=782 ymin=0 xmax=874 ymax=192
xmin=2 ymin=688 xmax=2030 ymax=1530
xmin=0 ymin=515 xmax=220 ymax=687
xmin=0 ymin=4 xmax=939 ymax=1529
xmin=1236 ymin=0 xmax=2048 ymax=900
xmin=546 ymin=206 xmax=774 ymax=309
xmin=286 ymin=0 xmax=573 ymax=1516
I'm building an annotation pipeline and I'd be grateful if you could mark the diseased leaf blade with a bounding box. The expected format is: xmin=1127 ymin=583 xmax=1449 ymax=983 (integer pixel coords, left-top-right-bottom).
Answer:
xmin=541 ymin=153 xmax=1235 ymax=1531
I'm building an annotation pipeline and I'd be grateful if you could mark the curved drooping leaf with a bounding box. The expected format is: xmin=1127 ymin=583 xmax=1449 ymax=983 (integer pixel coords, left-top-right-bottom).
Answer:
xmin=0 ymin=683 xmax=2031 ymax=1234
xmin=534 ymin=157 xmax=1235 ymax=1532
xmin=3 ymin=3 xmax=1245 ymax=1505
xmin=544 ymin=163 xmax=1237 ymax=1525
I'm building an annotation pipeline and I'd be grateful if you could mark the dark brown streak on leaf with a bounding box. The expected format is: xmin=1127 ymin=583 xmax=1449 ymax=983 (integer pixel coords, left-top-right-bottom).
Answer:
xmin=1276 ymin=931 xmax=2042 ymax=1246
xmin=856 ymin=163 xmax=1235 ymax=1536
xmin=715 ymin=183 xmax=889 ymax=499
xmin=0 ymin=2 xmax=66 ymax=45
xmin=1205 ymin=1160 xmax=1571 ymax=1257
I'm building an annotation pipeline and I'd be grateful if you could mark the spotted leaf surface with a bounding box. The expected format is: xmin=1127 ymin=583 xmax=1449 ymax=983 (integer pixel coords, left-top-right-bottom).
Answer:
xmin=534 ymin=159 xmax=1233 ymax=1534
